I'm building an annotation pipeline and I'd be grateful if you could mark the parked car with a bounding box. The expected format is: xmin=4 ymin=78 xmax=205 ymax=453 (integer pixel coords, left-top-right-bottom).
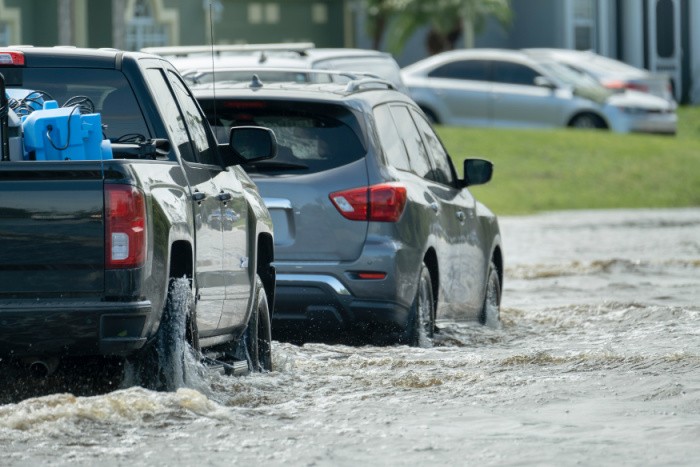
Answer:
xmin=192 ymin=73 xmax=503 ymax=346
xmin=142 ymin=43 xmax=409 ymax=94
xmin=0 ymin=46 xmax=277 ymax=390
xmin=401 ymin=48 xmax=677 ymax=134
xmin=523 ymin=48 xmax=675 ymax=103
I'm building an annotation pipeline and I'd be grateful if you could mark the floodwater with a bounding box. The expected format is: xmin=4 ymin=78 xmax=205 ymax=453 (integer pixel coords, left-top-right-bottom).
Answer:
xmin=1 ymin=208 xmax=699 ymax=466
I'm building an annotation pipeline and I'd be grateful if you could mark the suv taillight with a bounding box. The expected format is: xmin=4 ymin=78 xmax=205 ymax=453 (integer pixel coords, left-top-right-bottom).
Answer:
xmin=330 ymin=183 xmax=407 ymax=222
xmin=105 ymin=184 xmax=146 ymax=269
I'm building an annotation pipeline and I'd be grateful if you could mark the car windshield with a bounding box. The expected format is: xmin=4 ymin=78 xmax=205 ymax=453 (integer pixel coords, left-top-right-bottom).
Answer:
xmin=198 ymin=99 xmax=366 ymax=175
xmin=535 ymin=60 xmax=613 ymax=102
xmin=536 ymin=60 xmax=600 ymax=88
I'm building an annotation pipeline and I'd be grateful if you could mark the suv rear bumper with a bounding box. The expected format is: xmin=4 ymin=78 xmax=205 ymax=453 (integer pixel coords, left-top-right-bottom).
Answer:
xmin=272 ymin=273 xmax=411 ymax=339
xmin=0 ymin=299 xmax=152 ymax=358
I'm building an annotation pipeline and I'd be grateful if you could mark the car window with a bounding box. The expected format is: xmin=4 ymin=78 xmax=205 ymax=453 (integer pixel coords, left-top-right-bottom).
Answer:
xmin=198 ymin=99 xmax=366 ymax=175
xmin=491 ymin=61 xmax=540 ymax=86
xmin=167 ymin=70 xmax=220 ymax=166
xmin=373 ymin=105 xmax=411 ymax=172
xmin=410 ymin=109 xmax=455 ymax=186
xmin=315 ymin=56 xmax=404 ymax=88
xmin=145 ymin=68 xmax=196 ymax=162
xmin=389 ymin=105 xmax=433 ymax=179
xmin=428 ymin=59 xmax=489 ymax=81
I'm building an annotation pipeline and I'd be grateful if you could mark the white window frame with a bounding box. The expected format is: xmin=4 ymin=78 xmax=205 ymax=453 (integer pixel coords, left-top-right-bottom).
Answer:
xmin=0 ymin=0 xmax=21 ymax=46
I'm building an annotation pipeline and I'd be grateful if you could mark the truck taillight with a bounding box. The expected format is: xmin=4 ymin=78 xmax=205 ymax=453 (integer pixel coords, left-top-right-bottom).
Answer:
xmin=330 ymin=183 xmax=407 ymax=222
xmin=0 ymin=51 xmax=25 ymax=66
xmin=105 ymin=184 xmax=146 ymax=269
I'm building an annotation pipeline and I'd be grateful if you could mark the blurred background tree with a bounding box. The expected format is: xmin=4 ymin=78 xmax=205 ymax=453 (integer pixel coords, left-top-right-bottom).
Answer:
xmin=366 ymin=0 xmax=512 ymax=55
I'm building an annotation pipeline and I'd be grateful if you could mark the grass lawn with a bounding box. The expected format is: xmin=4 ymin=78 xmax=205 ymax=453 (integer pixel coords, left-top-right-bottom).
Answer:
xmin=437 ymin=106 xmax=700 ymax=215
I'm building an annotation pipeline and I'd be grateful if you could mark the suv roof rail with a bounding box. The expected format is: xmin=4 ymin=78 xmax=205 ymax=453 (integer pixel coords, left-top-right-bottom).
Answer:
xmin=344 ymin=77 xmax=396 ymax=93
xmin=141 ymin=42 xmax=316 ymax=57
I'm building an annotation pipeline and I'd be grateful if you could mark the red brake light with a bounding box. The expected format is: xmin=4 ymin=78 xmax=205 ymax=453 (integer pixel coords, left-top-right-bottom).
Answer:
xmin=356 ymin=272 xmax=387 ymax=280
xmin=602 ymin=79 xmax=648 ymax=93
xmin=0 ymin=51 xmax=25 ymax=66
xmin=105 ymin=184 xmax=147 ymax=269
xmin=330 ymin=183 xmax=407 ymax=222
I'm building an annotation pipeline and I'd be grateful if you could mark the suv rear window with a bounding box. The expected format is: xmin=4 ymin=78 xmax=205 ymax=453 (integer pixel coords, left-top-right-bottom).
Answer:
xmin=198 ymin=99 xmax=366 ymax=174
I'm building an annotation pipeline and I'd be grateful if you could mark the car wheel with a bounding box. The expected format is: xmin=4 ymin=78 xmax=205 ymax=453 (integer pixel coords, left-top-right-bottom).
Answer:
xmin=130 ymin=277 xmax=200 ymax=391
xmin=570 ymin=112 xmax=607 ymax=130
xmin=405 ymin=263 xmax=435 ymax=346
xmin=479 ymin=261 xmax=501 ymax=328
xmin=244 ymin=276 xmax=273 ymax=372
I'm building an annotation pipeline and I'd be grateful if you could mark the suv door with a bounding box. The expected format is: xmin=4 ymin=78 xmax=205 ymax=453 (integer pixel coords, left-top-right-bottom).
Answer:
xmin=389 ymin=104 xmax=485 ymax=316
xmin=145 ymin=67 xmax=224 ymax=332
xmin=165 ymin=71 xmax=251 ymax=329
xmin=198 ymin=99 xmax=369 ymax=263
xmin=489 ymin=59 xmax=564 ymax=128
xmin=408 ymin=108 xmax=486 ymax=314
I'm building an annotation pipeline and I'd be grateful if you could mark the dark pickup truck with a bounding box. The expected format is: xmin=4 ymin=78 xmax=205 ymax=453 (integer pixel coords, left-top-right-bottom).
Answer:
xmin=0 ymin=47 xmax=277 ymax=389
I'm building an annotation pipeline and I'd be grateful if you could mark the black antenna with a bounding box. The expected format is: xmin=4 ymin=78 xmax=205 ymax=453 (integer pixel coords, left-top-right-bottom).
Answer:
xmin=209 ymin=2 xmax=218 ymax=136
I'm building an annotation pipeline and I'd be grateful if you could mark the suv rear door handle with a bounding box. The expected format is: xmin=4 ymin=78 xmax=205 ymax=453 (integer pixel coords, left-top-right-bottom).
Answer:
xmin=456 ymin=211 xmax=466 ymax=221
xmin=218 ymin=192 xmax=233 ymax=202
xmin=430 ymin=202 xmax=439 ymax=212
xmin=192 ymin=191 xmax=206 ymax=202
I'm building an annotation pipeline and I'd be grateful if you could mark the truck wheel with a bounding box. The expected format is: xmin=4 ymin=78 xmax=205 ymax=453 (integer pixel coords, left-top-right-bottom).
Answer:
xmin=244 ymin=277 xmax=273 ymax=372
xmin=131 ymin=277 xmax=200 ymax=391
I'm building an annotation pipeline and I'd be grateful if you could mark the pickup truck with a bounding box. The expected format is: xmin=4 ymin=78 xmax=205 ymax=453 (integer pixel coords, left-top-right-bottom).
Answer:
xmin=0 ymin=47 xmax=277 ymax=390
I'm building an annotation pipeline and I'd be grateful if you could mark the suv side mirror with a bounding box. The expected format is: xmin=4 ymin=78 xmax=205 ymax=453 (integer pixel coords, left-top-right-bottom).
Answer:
xmin=221 ymin=126 xmax=278 ymax=167
xmin=460 ymin=159 xmax=493 ymax=187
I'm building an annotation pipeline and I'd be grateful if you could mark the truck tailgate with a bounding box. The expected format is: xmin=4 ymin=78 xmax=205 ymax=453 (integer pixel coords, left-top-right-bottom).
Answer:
xmin=0 ymin=166 xmax=105 ymax=296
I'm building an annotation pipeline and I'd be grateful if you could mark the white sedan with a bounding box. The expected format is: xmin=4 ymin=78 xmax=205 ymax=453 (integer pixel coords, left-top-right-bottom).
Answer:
xmin=401 ymin=49 xmax=677 ymax=135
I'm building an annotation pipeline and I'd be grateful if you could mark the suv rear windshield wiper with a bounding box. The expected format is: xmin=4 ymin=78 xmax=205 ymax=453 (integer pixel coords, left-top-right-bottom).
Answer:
xmin=243 ymin=160 xmax=309 ymax=172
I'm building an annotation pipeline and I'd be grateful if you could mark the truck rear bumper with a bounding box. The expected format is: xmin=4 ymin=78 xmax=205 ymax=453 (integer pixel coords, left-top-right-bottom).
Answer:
xmin=0 ymin=299 xmax=152 ymax=358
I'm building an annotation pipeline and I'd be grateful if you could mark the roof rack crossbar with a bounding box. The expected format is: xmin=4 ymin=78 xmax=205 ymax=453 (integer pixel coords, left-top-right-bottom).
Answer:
xmin=141 ymin=42 xmax=316 ymax=57
xmin=344 ymin=78 xmax=396 ymax=93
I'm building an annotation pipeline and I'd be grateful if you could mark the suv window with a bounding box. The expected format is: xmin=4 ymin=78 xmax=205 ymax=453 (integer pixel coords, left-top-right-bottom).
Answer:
xmin=428 ymin=59 xmax=489 ymax=81
xmin=373 ymin=105 xmax=411 ymax=172
xmin=198 ymin=99 xmax=366 ymax=175
xmin=491 ymin=61 xmax=540 ymax=86
xmin=389 ymin=105 xmax=433 ymax=179
xmin=410 ymin=109 xmax=455 ymax=186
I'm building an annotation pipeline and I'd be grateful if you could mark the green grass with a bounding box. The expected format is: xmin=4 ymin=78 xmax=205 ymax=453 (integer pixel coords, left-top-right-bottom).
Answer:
xmin=437 ymin=106 xmax=700 ymax=215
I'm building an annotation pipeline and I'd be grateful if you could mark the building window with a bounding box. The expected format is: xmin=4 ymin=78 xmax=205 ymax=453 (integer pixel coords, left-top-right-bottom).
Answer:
xmin=656 ymin=0 xmax=675 ymax=58
xmin=573 ymin=0 xmax=596 ymax=50
xmin=0 ymin=23 xmax=11 ymax=46
xmin=126 ymin=0 xmax=168 ymax=51
xmin=249 ymin=3 xmax=279 ymax=24
xmin=312 ymin=3 xmax=328 ymax=24
xmin=0 ymin=0 xmax=20 ymax=46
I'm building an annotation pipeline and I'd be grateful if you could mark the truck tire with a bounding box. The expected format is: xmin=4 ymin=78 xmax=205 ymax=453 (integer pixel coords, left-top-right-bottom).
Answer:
xmin=130 ymin=277 xmax=200 ymax=391
xmin=244 ymin=276 xmax=273 ymax=372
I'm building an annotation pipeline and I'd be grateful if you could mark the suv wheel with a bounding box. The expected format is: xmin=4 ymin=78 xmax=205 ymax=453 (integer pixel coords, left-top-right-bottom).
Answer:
xmin=405 ymin=263 xmax=435 ymax=346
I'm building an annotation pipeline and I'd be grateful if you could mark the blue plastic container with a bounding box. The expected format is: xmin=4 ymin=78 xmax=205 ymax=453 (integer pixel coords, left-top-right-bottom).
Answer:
xmin=21 ymin=100 xmax=113 ymax=161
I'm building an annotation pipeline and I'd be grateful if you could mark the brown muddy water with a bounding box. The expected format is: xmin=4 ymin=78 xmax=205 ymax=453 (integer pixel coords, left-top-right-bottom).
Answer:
xmin=1 ymin=208 xmax=699 ymax=466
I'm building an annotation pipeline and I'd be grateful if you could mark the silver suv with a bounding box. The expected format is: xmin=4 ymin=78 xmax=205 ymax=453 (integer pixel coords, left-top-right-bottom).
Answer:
xmin=193 ymin=74 xmax=503 ymax=345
